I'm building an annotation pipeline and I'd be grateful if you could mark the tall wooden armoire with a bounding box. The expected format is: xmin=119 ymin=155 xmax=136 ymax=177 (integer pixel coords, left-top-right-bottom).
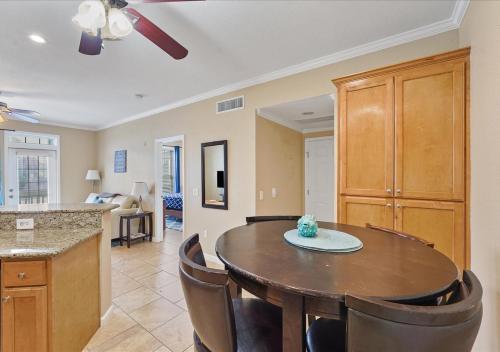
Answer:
xmin=333 ymin=48 xmax=470 ymax=269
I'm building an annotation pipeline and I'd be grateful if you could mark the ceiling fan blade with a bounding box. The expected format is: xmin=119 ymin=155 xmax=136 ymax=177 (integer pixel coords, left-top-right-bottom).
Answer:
xmin=124 ymin=8 xmax=188 ymax=60
xmin=8 ymin=112 xmax=40 ymax=124
xmin=9 ymin=108 xmax=41 ymax=117
xmin=78 ymin=31 xmax=103 ymax=55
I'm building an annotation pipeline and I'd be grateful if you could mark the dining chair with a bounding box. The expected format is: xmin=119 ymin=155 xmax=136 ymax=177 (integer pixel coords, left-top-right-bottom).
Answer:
xmin=306 ymin=270 xmax=482 ymax=352
xmin=246 ymin=215 xmax=301 ymax=224
xmin=366 ymin=223 xmax=435 ymax=248
xmin=179 ymin=234 xmax=283 ymax=352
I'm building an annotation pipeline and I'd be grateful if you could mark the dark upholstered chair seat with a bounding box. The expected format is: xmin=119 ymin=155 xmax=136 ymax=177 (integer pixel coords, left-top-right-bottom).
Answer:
xmin=306 ymin=318 xmax=346 ymax=352
xmin=194 ymin=298 xmax=282 ymax=352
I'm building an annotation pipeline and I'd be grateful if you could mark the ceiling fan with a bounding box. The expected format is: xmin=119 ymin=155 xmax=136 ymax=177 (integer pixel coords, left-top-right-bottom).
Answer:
xmin=0 ymin=102 xmax=40 ymax=124
xmin=73 ymin=0 xmax=201 ymax=59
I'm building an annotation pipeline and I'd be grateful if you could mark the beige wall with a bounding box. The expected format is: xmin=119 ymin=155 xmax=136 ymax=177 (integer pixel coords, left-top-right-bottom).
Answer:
xmin=303 ymin=130 xmax=334 ymax=139
xmin=97 ymin=30 xmax=459 ymax=255
xmin=459 ymin=2 xmax=500 ymax=350
xmin=1 ymin=120 xmax=97 ymax=203
xmin=256 ymin=116 xmax=304 ymax=215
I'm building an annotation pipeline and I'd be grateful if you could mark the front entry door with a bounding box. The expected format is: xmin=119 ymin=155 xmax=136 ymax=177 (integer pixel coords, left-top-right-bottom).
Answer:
xmin=6 ymin=149 xmax=57 ymax=206
xmin=305 ymin=137 xmax=334 ymax=221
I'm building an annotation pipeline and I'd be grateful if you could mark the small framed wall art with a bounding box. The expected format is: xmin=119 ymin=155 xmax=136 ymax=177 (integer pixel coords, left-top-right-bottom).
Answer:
xmin=114 ymin=150 xmax=127 ymax=173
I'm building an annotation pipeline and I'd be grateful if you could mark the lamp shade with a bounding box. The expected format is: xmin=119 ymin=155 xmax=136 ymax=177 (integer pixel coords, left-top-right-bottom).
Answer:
xmin=72 ymin=0 xmax=106 ymax=35
xmin=131 ymin=182 xmax=149 ymax=198
xmin=85 ymin=170 xmax=100 ymax=181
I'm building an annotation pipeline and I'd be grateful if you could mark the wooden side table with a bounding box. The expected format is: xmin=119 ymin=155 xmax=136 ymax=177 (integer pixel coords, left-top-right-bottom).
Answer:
xmin=119 ymin=211 xmax=154 ymax=248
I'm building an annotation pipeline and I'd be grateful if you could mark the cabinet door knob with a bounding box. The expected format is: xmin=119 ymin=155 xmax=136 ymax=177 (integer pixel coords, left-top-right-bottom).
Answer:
xmin=396 ymin=189 xmax=401 ymax=194
xmin=2 ymin=296 xmax=10 ymax=303
xmin=396 ymin=204 xmax=401 ymax=208
xmin=18 ymin=272 xmax=26 ymax=280
xmin=386 ymin=203 xmax=392 ymax=207
xmin=386 ymin=189 xmax=392 ymax=194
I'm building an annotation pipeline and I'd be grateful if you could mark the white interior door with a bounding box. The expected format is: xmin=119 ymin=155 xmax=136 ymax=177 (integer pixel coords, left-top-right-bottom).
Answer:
xmin=305 ymin=137 xmax=334 ymax=221
xmin=6 ymin=149 xmax=57 ymax=206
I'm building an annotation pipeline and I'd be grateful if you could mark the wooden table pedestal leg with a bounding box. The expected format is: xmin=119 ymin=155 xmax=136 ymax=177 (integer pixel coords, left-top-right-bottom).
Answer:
xmin=282 ymin=293 xmax=305 ymax=352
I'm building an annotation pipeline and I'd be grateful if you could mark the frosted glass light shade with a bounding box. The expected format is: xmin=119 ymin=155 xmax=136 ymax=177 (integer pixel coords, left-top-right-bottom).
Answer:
xmin=85 ymin=170 xmax=100 ymax=181
xmin=107 ymin=8 xmax=133 ymax=38
xmin=72 ymin=0 xmax=106 ymax=35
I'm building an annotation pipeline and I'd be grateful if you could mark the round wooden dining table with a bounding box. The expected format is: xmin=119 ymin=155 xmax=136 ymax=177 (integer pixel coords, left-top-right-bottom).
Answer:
xmin=215 ymin=220 xmax=460 ymax=352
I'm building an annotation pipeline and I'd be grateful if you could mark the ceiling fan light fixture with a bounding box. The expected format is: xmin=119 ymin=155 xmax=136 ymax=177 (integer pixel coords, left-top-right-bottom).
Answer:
xmin=72 ymin=0 xmax=106 ymax=35
xmin=107 ymin=8 xmax=134 ymax=38
xmin=0 ymin=112 xmax=6 ymax=123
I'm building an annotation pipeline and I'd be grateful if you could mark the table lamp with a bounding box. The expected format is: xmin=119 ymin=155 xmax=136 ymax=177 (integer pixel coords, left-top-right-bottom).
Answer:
xmin=131 ymin=182 xmax=149 ymax=214
xmin=85 ymin=170 xmax=100 ymax=192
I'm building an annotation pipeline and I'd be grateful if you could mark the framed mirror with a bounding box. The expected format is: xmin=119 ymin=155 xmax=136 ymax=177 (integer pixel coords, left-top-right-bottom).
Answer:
xmin=201 ymin=140 xmax=228 ymax=210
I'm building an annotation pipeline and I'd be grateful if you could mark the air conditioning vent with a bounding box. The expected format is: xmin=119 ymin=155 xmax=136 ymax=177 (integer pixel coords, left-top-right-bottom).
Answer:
xmin=216 ymin=96 xmax=244 ymax=114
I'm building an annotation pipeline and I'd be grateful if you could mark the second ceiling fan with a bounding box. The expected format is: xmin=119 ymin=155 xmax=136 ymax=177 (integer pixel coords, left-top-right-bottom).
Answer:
xmin=73 ymin=0 xmax=202 ymax=59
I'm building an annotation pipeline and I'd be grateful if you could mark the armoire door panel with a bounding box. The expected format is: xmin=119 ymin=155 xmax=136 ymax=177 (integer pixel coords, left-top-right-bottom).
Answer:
xmin=339 ymin=76 xmax=394 ymax=197
xmin=395 ymin=199 xmax=465 ymax=269
xmin=395 ymin=60 xmax=465 ymax=201
xmin=340 ymin=196 xmax=393 ymax=229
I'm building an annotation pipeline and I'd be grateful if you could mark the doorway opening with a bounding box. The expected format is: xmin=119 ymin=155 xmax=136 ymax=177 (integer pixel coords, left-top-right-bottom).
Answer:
xmin=256 ymin=94 xmax=335 ymax=220
xmin=154 ymin=135 xmax=184 ymax=242
xmin=2 ymin=131 xmax=60 ymax=206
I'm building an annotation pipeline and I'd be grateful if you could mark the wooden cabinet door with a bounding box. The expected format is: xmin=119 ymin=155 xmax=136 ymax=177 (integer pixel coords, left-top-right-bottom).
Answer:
xmin=395 ymin=199 xmax=465 ymax=268
xmin=340 ymin=196 xmax=393 ymax=228
xmin=394 ymin=60 xmax=465 ymax=201
xmin=339 ymin=76 xmax=394 ymax=197
xmin=2 ymin=286 xmax=47 ymax=352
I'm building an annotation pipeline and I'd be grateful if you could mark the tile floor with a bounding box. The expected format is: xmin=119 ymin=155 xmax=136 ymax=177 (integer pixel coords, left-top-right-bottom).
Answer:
xmin=84 ymin=230 xmax=221 ymax=352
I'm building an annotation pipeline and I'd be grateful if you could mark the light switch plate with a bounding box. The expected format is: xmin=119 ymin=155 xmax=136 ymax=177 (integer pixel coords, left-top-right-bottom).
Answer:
xmin=16 ymin=218 xmax=34 ymax=230
xmin=272 ymin=188 xmax=277 ymax=198
xmin=193 ymin=188 xmax=199 ymax=197
xmin=259 ymin=191 xmax=264 ymax=201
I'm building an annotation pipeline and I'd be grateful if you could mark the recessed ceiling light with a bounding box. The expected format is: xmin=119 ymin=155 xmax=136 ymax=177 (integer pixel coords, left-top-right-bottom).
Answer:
xmin=302 ymin=111 xmax=314 ymax=116
xmin=29 ymin=34 xmax=46 ymax=44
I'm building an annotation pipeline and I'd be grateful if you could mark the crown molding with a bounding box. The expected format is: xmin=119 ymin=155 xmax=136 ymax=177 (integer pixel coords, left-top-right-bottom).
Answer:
xmin=91 ymin=1 xmax=469 ymax=130
xmin=256 ymin=109 xmax=303 ymax=133
xmin=302 ymin=127 xmax=335 ymax=134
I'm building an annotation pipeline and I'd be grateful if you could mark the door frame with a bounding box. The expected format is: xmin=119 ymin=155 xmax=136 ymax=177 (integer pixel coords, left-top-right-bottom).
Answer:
xmin=154 ymin=135 xmax=185 ymax=242
xmin=304 ymin=136 xmax=335 ymax=220
xmin=3 ymin=131 xmax=61 ymax=205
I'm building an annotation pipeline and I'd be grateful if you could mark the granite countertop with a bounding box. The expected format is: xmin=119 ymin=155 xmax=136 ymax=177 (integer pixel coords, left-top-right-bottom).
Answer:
xmin=0 ymin=228 xmax=102 ymax=258
xmin=0 ymin=203 xmax=118 ymax=214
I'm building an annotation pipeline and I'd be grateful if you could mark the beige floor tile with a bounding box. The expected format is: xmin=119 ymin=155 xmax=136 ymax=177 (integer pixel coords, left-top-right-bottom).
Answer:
xmin=155 ymin=347 xmax=173 ymax=352
xmin=151 ymin=312 xmax=194 ymax=352
xmin=127 ymin=263 xmax=163 ymax=280
xmin=159 ymin=260 xmax=180 ymax=277
xmin=144 ymin=253 xmax=178 ymax=267
xmin=113 ymin=287 xmax=161 ymax=313
xmin=130 ymin=298 xmax=183 ymax=331
xmin=175 ymin=299 xmax=187 ymax=311
xmin=91 ymin=325 xmax=162 ymax=352
xmin=115 ymin=258 xmax=149 ymax=272
xmin=86 ymin=306 xmax=137 ymax=351
xmin=112 ymin=272 xmax=142 ymax=298
xmin=182 ymin=346 xmax=194 ymax=352
xmin=138 ymin=271 xmax=178 ymax=289
xmin=155 ymin=280 xmax=184 ymax=303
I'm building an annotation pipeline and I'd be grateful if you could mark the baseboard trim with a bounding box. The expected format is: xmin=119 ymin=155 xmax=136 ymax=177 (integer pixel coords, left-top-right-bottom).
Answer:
xmin=101 ymin=305 xmax=113 ymax=322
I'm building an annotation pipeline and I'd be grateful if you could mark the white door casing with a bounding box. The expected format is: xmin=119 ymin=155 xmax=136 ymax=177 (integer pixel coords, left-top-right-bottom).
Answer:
xmin=305 ymin=137 xmax=334 ymax=222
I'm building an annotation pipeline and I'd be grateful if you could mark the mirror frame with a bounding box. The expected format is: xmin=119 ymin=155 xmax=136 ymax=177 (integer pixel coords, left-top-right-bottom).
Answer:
xmin=201 ymin=140 xmax=228 ymax=210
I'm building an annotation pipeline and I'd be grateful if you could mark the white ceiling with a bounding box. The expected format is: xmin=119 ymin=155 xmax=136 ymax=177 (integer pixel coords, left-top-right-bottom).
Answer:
xmin=0 ymin=0 xmax=466 ymax=130
xmin=258 ymin=94 xmax=334 ymax=133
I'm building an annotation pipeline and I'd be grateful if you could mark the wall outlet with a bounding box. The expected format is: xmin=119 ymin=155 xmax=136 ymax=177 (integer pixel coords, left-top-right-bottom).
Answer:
xmin=259 ymin=191 xmax=264 ymax=201
xmin=271 ymin=188 xmax=277 ymax=198
xmin=193 ymin=188 xmax=199 ymax=197
xmin=16 ymin=218 xmax=34 ymax=230
xmin=203 ymin=230 xmax=208 ymax=239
